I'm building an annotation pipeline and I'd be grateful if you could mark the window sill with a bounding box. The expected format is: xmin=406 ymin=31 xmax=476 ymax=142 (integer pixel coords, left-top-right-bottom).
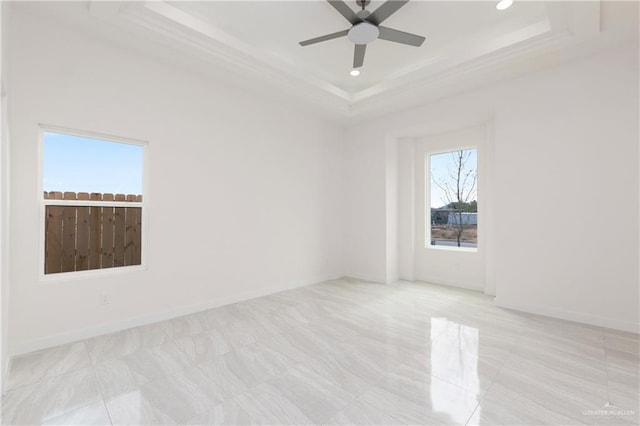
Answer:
xmin=39 ymin=264 xmax=146 ymax=283
xmin=426 ymin=245 xmax=478 ymax=253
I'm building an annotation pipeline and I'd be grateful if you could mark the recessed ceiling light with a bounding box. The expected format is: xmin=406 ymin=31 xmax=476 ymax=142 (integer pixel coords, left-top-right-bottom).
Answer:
xmin=350 ymin=69 xmax=360 ymax=77
xmin=496 ymin=0 xmax=513 ymax=10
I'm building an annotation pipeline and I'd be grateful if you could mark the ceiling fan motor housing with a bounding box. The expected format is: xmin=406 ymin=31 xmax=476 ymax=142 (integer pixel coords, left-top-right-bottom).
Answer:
xmin=356 ymin=9 xmax=371 ymax=20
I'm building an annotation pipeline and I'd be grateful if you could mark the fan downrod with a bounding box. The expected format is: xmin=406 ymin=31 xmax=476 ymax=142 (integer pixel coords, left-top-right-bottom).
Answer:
xmin=355 ymin=0 xmax=370 ymax=9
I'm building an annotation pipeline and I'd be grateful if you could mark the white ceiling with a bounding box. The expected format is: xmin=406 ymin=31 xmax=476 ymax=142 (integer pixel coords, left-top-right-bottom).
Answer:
xmin=10 ymin=1 xmax=640 ymax=122
xmin=165 ymin=1 xmax=549 ymax=93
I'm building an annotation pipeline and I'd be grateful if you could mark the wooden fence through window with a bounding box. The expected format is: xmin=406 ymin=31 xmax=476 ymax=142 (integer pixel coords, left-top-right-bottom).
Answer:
xmin=44 ymin=191 xmax=142 ymax=274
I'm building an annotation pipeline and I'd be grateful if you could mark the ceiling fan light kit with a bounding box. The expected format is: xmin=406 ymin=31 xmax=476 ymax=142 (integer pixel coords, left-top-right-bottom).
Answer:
xmin=496 ymin=0 xmax=514 ymax=11
xmin=299 ymin=0 xmax=426 ymax=69
xmin=348 ymin=22 xmax=380 ymax=44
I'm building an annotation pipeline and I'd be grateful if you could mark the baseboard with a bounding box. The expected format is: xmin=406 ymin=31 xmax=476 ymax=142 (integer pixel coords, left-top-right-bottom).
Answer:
xmin=1 ymin=356 xmax=9 ymax=395
xmin=342 ymin=272 xmax=387 ymax=283
xmin=398 ymin=274 xmax=415 ymax=282
xmin=414 ymin=275 xmax=485 ymax=292
xmin=494 ymin=297 xmax=640 ymax=334
xmin=385 ymin=274 xmax=400 ymax=284
xmin=12 ymin=273 xmax=343 ymax=357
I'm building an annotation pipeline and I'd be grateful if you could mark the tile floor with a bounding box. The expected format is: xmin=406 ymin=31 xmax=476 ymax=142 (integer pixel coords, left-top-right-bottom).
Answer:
xmin=1 ymin=279 xmax=638 ymax=425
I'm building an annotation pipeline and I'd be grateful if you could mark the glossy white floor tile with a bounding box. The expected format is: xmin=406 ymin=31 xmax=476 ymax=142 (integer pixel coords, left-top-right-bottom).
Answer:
xmin=1 ymin=368 xmax=101 ymax=425
xmin=4 ymin=342 xmax=91 ymax=392
xmin=42 ymin=402 xmax=111 ymax=426
xmin=185 ymin=399 xmax=252 ymax=425
xmin=2 ymin=278 xmax=639 ymax=425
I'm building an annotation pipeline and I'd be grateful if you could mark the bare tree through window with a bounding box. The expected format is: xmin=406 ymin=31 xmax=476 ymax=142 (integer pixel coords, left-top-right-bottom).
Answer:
xmin=429 ymin=149 xmax=478 ymax=248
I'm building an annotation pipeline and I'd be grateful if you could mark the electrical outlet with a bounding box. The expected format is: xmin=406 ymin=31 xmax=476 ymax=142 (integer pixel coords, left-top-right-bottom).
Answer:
xmin=99 ymin=293 xmax=110 ymax=306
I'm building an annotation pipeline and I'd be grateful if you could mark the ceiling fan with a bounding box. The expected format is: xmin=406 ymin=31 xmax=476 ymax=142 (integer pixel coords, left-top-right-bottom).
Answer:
xmin=299 ymin=0 xmax=425 ymax=69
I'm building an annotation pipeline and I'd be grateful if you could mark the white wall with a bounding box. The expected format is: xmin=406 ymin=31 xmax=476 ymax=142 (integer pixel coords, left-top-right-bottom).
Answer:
xmin=385 ymin=138 xmax=399 ymax=283
xmin=344 ymin=44 xmax=639 ymax=332
xmin=8 ymin=10 xmax=345 ymax=354
xmin=397 ymin=139 xmax=415 ymax=282
xmin=1 ymin=92 xmax=9 ymax=393
xmin=343 ymin=134 xmax=387 ymax=282
xmin=492 ymin=46 xmax=638 ymax=332
xmin=0 ymin=1 xmax=10 ymax=393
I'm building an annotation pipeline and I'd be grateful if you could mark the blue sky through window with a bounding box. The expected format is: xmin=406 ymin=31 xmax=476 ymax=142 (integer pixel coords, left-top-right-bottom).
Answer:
xmin=43 ymin=131 xmax=143 ymax=195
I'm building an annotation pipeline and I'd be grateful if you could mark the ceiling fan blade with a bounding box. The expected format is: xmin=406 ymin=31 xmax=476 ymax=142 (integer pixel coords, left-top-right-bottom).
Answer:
xmin=367 ymin=0 xmax=409 ymax=25
xmin=299 ymin=30 xmax=349 ymax=46
xmin=327 ymin=0 xmax=361 ymax=25
xmin=353 ymin=44 xmax=366 ymax=68
xmin=378 ymin=26 xmax=425 ymax=47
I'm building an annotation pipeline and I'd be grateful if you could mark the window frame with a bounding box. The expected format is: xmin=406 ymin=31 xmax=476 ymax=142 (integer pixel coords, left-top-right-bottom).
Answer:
xmin=38 ymin=125 xmax=149 ymax=282
xmin=426 ymin=145 xmax=479 ymax=252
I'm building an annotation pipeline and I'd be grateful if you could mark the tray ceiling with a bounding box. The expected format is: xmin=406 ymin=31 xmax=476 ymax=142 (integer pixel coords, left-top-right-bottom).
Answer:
xmin=11 ymin=1 xmax=638 ymax=121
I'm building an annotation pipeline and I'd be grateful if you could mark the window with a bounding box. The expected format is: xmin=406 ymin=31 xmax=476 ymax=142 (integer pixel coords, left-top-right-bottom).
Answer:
xmin=428 ymin=148 xmax=478 ymax=249
xmin=41 ymin=128 xmax=145 ymax=275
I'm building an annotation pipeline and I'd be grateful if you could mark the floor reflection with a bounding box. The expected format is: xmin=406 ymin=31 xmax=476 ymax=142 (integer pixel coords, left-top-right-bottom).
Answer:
xmin=431 ymin=318 xmax=480 ymax=423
